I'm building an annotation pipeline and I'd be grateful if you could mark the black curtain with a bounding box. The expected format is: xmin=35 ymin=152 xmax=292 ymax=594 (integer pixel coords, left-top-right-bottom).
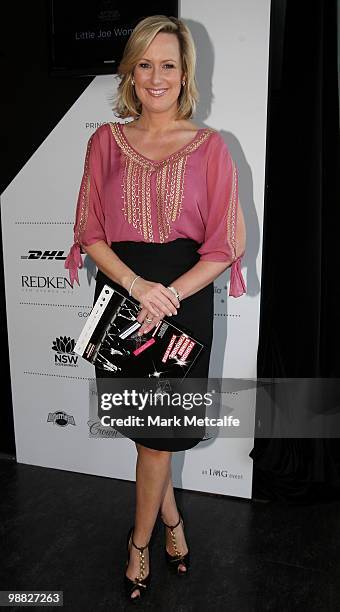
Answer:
xmin=250 ymin=0 xmax=340 ymax=502
xmin=0 ymin=1 xmax=94 ymax=456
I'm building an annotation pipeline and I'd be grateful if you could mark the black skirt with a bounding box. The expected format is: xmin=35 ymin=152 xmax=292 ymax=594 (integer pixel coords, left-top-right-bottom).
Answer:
xmin=93 ymin=238 xmax=214 ymax=452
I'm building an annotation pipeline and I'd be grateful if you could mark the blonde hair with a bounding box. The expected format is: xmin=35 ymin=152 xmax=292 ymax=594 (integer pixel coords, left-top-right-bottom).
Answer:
xmin=113 ymin=15 xmax=199 ymax=120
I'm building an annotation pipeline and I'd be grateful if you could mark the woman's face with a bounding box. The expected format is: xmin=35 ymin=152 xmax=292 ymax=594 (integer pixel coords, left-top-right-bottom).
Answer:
xmin=133 ymin=32 xmax=184 ymax=116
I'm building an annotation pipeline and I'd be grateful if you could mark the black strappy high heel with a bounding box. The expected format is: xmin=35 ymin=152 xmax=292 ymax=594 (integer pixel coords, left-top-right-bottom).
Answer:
xmin=124 ymin=526 xmax=151 ymax=602
xmin=161 ymin=507 xmax=190 ymax=575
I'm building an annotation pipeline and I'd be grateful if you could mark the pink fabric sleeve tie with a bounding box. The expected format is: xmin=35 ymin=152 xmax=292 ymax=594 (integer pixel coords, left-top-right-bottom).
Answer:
xmin=229 ymin=256 xmax=246 ymax=297
xmin=64 ymin=242 xmax=83 ymax=287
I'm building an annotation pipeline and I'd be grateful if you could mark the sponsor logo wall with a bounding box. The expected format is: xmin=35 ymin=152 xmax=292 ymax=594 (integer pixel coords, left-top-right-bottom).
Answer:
xmin=1 ymin=0 xmax=270 ymax=498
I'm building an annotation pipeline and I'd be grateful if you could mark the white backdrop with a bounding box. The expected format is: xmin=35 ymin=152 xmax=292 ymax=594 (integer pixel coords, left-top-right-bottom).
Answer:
xmin=1 ymin=0 xmax=270 ymax=499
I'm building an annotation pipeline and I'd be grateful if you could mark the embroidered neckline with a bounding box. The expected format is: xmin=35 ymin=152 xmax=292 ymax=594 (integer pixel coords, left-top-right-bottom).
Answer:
xmin=108 ymin=121 xmax=216 ymax=244
xmin=109 ymin=121 xmax=215 ymax=167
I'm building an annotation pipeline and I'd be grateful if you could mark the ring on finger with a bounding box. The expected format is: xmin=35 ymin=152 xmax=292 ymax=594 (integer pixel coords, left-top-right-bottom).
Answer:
xmin=145 ymin=316 xmax=153 ymax=323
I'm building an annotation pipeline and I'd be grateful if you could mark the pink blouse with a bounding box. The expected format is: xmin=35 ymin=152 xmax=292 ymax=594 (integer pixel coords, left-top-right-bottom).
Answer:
xmin=65 ymin=121 xmax=246 ymax=297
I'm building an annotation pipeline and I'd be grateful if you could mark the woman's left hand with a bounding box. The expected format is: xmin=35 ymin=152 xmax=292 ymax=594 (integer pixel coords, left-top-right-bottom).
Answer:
xmin=136 ymin=306 xmax=163 ymax=336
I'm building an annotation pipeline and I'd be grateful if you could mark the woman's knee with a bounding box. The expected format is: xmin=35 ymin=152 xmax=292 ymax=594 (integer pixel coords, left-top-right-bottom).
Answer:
xmin=136 ymin=442 xmax=172 ymax=459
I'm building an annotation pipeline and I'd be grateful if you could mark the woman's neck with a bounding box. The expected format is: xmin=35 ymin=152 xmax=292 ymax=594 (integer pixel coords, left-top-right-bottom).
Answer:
xmin=134 ymin=112 xmax=181 ymax=134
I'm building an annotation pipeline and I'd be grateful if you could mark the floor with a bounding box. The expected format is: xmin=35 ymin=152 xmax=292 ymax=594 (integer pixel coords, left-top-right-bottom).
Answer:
xmin=0 ymin=457 xmax=339 ymax=611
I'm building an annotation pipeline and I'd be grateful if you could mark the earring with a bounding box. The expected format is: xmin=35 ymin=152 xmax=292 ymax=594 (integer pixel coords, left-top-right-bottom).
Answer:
xmin=132 ymin=78 xmax=135 ymax=85
xmin=182 ymin=80 xmax=186 ymax=86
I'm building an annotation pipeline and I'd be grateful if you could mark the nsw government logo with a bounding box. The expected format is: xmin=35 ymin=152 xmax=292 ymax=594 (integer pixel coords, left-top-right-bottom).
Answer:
xmin=47 ymin=411 xmax=76 ymax=427
xmin=52 ymin=336 xmax=78 ymax=367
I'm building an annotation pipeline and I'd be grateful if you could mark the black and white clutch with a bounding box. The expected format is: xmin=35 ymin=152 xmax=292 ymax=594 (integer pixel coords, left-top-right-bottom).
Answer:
xmin=74 ymin=284 xmax=205 ymax=380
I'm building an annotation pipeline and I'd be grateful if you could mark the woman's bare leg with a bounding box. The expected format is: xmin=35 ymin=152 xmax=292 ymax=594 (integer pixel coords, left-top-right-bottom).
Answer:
xmin=125 ymin=443 xmax=172 ymax=599
xmin=159 ymin=466 xmax=189 ymax=572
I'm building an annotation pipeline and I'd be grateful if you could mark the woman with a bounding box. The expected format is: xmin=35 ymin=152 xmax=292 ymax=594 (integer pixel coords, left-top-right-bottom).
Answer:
xmin=65 ymin=15 xmax=246 ymax=602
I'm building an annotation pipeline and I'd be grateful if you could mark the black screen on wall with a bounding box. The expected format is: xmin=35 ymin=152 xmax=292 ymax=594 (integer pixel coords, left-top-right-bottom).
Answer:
xmin=48 ymin=1 xmax=179 ymax=77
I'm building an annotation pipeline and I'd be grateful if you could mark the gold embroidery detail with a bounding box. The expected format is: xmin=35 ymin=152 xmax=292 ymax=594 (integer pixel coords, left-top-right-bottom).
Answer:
xmin=75 ymin=134 xmax=93 ymax=247
xmin=110 ymin=121 xmax=215 ymax=242
xmin=226 ymin=158 xmax=238 ymax=260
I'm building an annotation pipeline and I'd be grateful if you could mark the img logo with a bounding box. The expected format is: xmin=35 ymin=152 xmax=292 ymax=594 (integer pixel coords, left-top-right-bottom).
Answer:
xmin=202 ymin=468 xmax=229 ymax=477
xmin=52 ymin=336 xmax=78 ymax=367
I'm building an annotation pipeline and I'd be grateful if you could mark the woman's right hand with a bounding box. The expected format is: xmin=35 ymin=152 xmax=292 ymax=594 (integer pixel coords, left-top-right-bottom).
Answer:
xmin=131 ymin=278 xmax=180 ymax=318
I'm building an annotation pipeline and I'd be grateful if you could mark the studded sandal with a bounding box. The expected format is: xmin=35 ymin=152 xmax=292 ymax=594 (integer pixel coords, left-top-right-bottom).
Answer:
xmin=124 ymin=526 xmax=151 ymax=602
xmin=161 ymin=507 xmax=190 ymax=575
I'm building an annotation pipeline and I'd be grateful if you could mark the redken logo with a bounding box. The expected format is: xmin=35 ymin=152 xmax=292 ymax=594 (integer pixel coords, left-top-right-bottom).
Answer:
xmin=21 ymin=275 xmax=73 ymax=289
xmin=52 ymin=336 xmax=79 ymax=367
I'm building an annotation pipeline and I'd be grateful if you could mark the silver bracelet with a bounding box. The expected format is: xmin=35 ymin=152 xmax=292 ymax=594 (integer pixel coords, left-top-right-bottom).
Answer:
xmin=167 ymin=285 xmax=181 ymax=302
xmin=129 ymin=275 xmax=140 ymax=296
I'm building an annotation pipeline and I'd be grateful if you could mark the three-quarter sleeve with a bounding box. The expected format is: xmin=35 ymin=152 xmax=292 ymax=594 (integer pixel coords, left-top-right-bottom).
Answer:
xmin=64 ymin=129 xmax=106 ymax=286
xmin=197 ymin=134 xmax=246 ymax=297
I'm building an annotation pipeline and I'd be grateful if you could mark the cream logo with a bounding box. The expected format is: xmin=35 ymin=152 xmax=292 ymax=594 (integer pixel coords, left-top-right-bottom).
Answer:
xmin=47 ymin=411 xmax=76 ymax=427
xmin=52 ymin=336 xmax=78 ymax=367
xmin=87 ymin=418 xmax=120 ymax=438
